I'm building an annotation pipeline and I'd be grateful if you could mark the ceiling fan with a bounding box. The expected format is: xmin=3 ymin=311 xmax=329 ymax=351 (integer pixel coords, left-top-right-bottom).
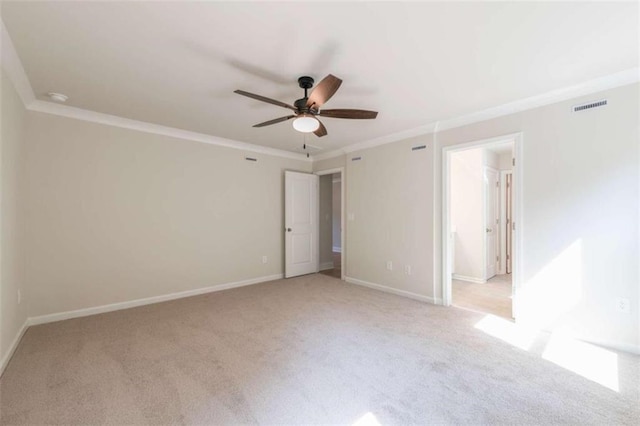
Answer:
xmin=234 ymin=74 xmax=378 ymax=137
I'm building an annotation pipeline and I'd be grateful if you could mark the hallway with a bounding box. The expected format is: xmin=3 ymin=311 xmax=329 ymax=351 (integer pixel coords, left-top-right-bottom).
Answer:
xmin=452 ymin=274 xmax=512 ymax=319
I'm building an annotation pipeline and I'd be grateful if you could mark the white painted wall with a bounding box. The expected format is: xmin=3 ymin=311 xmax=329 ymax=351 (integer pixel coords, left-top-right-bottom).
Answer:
xmin=450 ymin=148 xmax=484 ymax=280
xmin=319 ymin=174 xmax=334 ymax=268
xmin=484 ymin=149 xmax=499 ymax=170
xmin=498 ymin=151 xmax=512 ymax=170
xmin=332 ymin=176 xmax=341 ymax=251
xmin=0 ymin=69 xmax=28 ymax=370
xmin=21 ymin=112 xmax=311 ymax=318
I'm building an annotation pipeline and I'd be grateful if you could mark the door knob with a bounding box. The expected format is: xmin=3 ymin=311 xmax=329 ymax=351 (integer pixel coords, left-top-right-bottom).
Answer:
xmin=486 ymin=228 xmax=492 ymax=233
xmin=286 ymin=228 xmax=292 ymax=232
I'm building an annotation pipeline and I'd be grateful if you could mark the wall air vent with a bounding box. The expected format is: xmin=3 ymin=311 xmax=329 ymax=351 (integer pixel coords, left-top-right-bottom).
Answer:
xmin=573 ymin=99 xmax=607 ymax=112
xmin=412 ymin=145 xmax=426 ymax=151
xmin=351 ymin=156 xmax=362 ymax=162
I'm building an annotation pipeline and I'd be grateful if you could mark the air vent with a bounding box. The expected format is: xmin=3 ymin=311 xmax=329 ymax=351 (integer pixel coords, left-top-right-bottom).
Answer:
xmin=573 ymin=99 xmax=607 ymax=112
xmin=245 ymin=157 xmax=257 ymax=162
xmin=351 ymin=156 xmax=362 ymax=162
xmin=412 ymin=145 xmax=426 ymax=151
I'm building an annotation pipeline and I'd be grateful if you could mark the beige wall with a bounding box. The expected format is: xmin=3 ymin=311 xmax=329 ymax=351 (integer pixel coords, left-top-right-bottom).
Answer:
xmin=436 ymin=83 xmax=639 ymax=350
xmin=318 ymin=174 xmax=333 ymax=268
xmin=0 ymin=70 xmax=28 ymax=368
xmin=333 ymin=83 xmax=638 ymax=351
xmin=313 ymin=155 xmax=346 ymax=172
xmin=346 ymin=135 xmax=436 ymax=300
xmin=450 ymin=148 xmax=484 ymax=280
xmin=22 ymin=112 xmax=310 ymax=317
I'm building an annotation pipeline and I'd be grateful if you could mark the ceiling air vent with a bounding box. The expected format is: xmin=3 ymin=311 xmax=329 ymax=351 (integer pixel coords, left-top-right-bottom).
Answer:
xmin=573 ymin=99 xmax=607 ymax=112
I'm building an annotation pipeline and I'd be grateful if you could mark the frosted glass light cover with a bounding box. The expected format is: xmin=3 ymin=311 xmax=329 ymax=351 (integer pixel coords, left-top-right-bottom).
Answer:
xmin=293 ymin=116 xmax=320 ymax=133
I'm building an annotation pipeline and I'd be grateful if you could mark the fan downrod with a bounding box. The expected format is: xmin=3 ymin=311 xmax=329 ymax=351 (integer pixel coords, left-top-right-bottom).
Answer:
xmin=298 ymin=76 xmax=314 ymax=98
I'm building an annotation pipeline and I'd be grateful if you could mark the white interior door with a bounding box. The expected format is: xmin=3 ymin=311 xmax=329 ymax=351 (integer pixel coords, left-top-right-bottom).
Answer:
xmin=484 ymin=167 xmax=499 ymax=280
xmin=285 ymin=171 xmax=319 ymax=278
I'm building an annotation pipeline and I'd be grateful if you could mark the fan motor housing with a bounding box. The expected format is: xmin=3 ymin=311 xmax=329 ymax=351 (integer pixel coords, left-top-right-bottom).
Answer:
xmin=298 ymin=76 xmax=314 ymax=89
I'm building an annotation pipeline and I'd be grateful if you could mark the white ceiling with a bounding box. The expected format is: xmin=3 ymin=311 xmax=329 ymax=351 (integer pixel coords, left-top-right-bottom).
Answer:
xmin=2 ymin=1 xmax=638 ymax=154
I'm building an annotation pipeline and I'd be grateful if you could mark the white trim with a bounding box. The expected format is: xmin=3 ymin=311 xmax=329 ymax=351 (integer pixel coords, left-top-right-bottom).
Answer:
xmin=483 ymin=165 xmax=499 ymax=281
xmin=343 ymin=123 xmax=439 ymax=154
xmin=315 ymin=167 xmax=345 ymax=280
xmin=313 ymin=148 xmax=346 ymax=162
xmin=28 ymin=274 xmax=283 ymax=326
xmin=332 ymin=246 xmax=342 ymax=253
xmin=0 ymin=319 xmax=29 ymax=377
xmin=319 ymin=262 xmax=334 ymax=271
xmin=442 ymin=133 xmax=524 ymax=317
xmin=27 ymin=100 xmax=310 ymax=162
xmin=437 ymin=69 xmax=637 ymax=132
xmin=345 ymin=276 xmax=441 ymax=305
xmin=312 ymin=68 xmax=639 ymax=161
xmin=452 ymin=274 xmax=486 ymax=284
xmin=498 ymin=170 xmax=513 ymax=275
xmin=0 ymin=19 xmax=36 ymax=106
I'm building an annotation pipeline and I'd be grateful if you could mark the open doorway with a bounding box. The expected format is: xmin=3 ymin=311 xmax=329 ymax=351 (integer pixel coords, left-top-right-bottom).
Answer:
xmin=443 ymin=134 xmax=521 ymax=320
xmin=317 ymin=168 xmax=344 ymax=280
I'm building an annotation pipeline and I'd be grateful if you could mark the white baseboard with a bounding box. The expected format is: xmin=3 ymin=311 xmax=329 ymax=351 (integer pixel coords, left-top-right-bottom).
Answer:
xmin=0 ymin=318 xmax=29 ymax=377
xmin=452 ymin=274 xmax=486 ymax=284
xmin=332 ymin=246 xmax=342 ymax=253
xmin=28 ymin=274 xmax=283 ymax=326
xmin=319 ymin=262 xmax=335 ymax=271
xmin=345 ymin=276 xmax=441 ymax=304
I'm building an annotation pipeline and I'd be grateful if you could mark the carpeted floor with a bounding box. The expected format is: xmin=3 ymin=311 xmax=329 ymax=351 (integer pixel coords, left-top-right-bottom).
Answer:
xmin=1 ymin=274 xmax=638 ymax=425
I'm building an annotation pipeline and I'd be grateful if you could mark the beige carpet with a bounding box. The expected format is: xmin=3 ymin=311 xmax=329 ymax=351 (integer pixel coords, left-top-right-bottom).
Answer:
xmin=453 ymin=274 xmax=512 ymax=319
xmin=1 ymin=274 xmax=638 ymax=425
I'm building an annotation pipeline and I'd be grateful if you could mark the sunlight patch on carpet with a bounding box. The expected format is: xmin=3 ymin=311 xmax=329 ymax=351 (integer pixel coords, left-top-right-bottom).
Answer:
xmin=542 ymin=331 xmax=619 ymax=392
xmin=474 ymin=314 xmax=538 ymax=350
xmin=352 ymin=412 xmax=381 ymax=426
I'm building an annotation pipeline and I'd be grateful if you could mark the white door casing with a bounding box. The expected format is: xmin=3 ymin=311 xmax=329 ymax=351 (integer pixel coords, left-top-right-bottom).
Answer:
xmin=285 ymin=171 xmax=319 ymax=278
xmin=484 ymin=166 xmax=499 ymax=280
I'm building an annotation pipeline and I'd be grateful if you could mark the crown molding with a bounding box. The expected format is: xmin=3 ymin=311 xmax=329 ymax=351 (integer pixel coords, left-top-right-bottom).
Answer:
xmin=3 ymin=15 xmax=637 ymax=164
xmin=1 ymin=19 xmax=35 ymax=106
xmin=312 ymin=67 xmax=639 ymax=161
xmin=1 ymin=19 xmax=309 ymax=163
xmin=28 ymin=100 xmax=310 ymax=161
xmin=436 ymin=68 xmax=639 ymax=132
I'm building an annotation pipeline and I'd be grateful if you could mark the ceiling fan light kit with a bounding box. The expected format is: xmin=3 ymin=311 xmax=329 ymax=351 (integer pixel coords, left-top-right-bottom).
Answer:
xmin=234 ymin=74 xmax=378 ymax=138
xmin=292 ymin=115 xmax=320 ymax=133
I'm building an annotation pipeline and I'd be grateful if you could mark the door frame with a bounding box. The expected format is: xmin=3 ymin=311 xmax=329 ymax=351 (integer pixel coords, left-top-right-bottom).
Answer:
xmin=498 ymin=170 xmax=513 ymax=275
xmin=442 ymin=133 xmax=523 ymax=319
xmin=315 ymin=167 xmax=345 ymax=280
xmin=483 ymin=165 xmax=499 ymax=281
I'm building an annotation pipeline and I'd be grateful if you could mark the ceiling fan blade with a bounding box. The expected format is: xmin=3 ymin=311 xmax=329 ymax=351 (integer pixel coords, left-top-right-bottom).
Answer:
xmin=234 ymin=90 xmax=297 ymax=111
xmin=253 ymin=115 xmax=296 ymax=128
xmin=314 ymin=119 xmax=327 ymax=137
xmin=306 ymin=74 xmax=342 ymax=109
xmin=319 ymin=109 xmax=378 ymax=119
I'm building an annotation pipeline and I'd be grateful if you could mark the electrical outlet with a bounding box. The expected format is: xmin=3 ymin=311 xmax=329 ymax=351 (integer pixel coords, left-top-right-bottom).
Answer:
xmin=348 ymin=213 xmax=355 ymax=221
xmin=17 ymin=289 xmax=21 ymax=305
xmin=262 ymin=256 xmax=268 ymax=264
xmin=386 ymin=261 xmax=393 ymax=271
xmin=405 ymin=265 xmax=412 ymax=275
xmin=616 ymin=297 xmax=630 ymax=314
